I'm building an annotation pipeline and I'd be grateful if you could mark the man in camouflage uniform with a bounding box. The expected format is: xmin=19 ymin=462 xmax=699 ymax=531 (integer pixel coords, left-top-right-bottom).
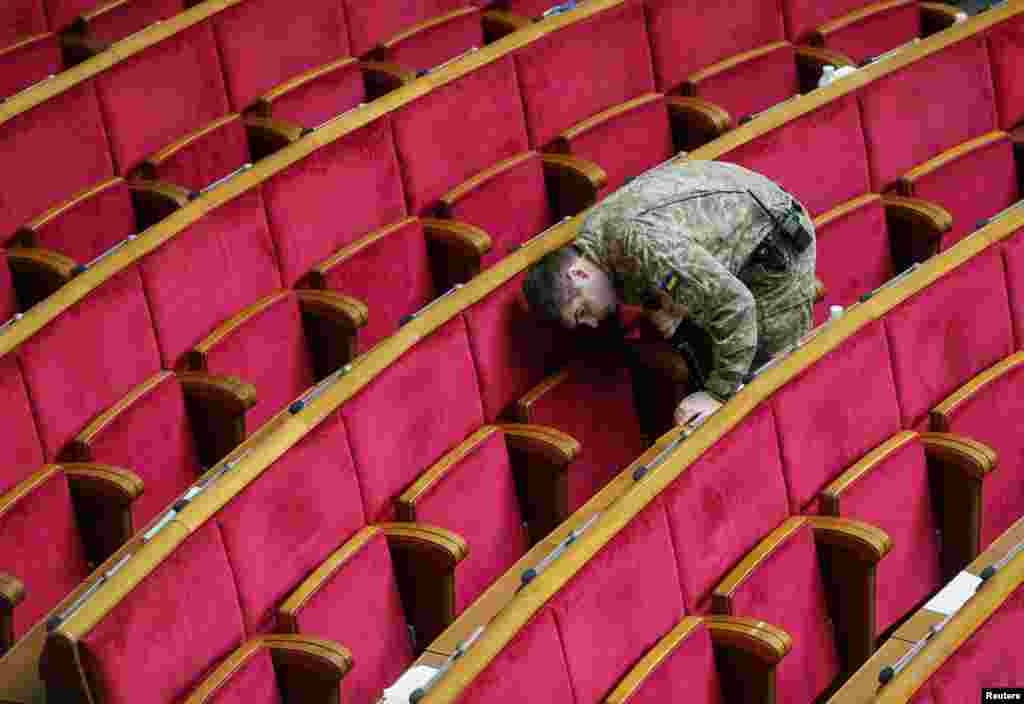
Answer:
xmin=522 ymin=159 xmax=817 ymax=427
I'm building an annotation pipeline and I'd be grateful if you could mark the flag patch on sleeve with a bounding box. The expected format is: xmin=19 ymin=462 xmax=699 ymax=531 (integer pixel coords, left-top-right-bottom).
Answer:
xmin=661 ymin=272 xmax=680 ymax=294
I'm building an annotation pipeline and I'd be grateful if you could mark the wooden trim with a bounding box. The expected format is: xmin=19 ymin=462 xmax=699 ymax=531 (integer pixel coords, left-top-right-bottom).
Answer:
xmin=144 ymin=113 xmax=241 ymax=168
xmin=815 ymin=0 xmax=918 ymax=38
xmin=880 ymin=194 xmax=953 ymax=233
xmin=177 ymin=370 xmax=258 ymax=416
xmin=378 ymin=522 xmax=469 ymax=564
xmin=68 ymin=370 xmax=173 ymax=459
xmin=665 ymin=95 xmax=733 ymax=150
xmin=514 ymin=369 xmax=571 ymax=422
xmin=919 ymin=432 xmax=998 ymax=480
xmin=807 ymin=515 xmax=892 ymax=564
xmin=0 ymin=32 xmax=55 ymax=58
xmin=295 ymin=288 xmax=369 ymax=329
xmin=706 ymin=615 xmax=792 ymax=665
xmin=814 ymin=193 xmax=881 ymax=229
xmin=62 ymin=462 xmax=145 ymax=504
xmin=930 ymin=351 xmax=1024 ymax=425
xmin=0 ymin=466 xmax=63 ymax=518
xmin=713 ymin=517 xmax=807 ymax=608
xmin=540 ymin=152 xmax=607 ymax=217
xmin=359 ymin=59 xmax=417 ymax=99
xmin=308 ymin=217 xmax=420 ymax=286
xmin=794 ymin=45 xmax=856 ymax=69
xmin=556 ymin=93 xmax=664 ymax=144
xmin=604 ymin=616 xmax=706 ymax=703
xmin=187 ymin=290 xmax=290 ymax=369
xmin=397 ymin=426 xmax=499 ymax=512
xmin=482 ymin=8 xmax=532 ymax=41
xmin=441 ymin=152 xmax=536 ymax=211
xmin=252 ymin=56 xmax=360 ymax=114
xmin=499 ymin=423 xmax=580 ymax=466
xmin=21 ymin=177 xmax=123 ymax=234
xmin=820 ymin=431 xmax=917 ymax=514
xmin=686 ymin=41 xmax=791 ymax=87
xmin=81 ymin=0 xmax=134 ymax=22
xmin=381 ymin=6 xmax=480 ymax=50
xmin=421 ymin=218 xmax=492 ymax=257
xmin=901 ymin=131 xmax=1010 ymax=187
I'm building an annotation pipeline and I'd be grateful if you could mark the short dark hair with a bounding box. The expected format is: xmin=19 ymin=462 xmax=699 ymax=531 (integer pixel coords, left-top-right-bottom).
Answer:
xmin=522 ymin=246 xmax=581 ymax=323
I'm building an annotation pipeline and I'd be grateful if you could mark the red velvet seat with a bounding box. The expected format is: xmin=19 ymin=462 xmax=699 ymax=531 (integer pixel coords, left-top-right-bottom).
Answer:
xmin=246 ymin=57 xmax=366 ymax=131
xmin=0 ymin=81 xmax=115 ymax=240
xmin=93 ymin=21 xmax=248 ymax=190
xmin=0 ymin=355 xmax=44 ymax=497
xmin=70 ymin=0 xmax=182 ymax=44
xmin=987 ymin=11 xmax=1024 ymax=135
xmin=0 ymin=254 xmax=18 ymax=325
xmin=0 ymin=32 xmax=61 ymax=100
xmin=16 ymin=267 xmax=162 ymax=461
xmin=0 ymin=0 xmax=48 ymax=48
xmin=858 ymin=36 xmax=1016 ymax=247
xmin=783 ymin=0 xmax=922 ymax=65
xmin=513 ymin=0 xmax=676 ymax=193
xmin=883 ymin=247 xmax=1014 ymax=430
xmin=1001 ymin=224 xmax=1024 ymax=348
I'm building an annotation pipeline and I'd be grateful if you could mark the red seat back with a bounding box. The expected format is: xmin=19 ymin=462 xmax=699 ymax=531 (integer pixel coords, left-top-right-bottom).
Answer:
xmin=987 ymin=12 xmax=1024 ymax=132
xmin=84 ymin=0 xmax=182 ymax=44
xmin=31 ymin=178 xmax=136 ymax=265
xmin=0 ymin=354 xmax=44 ymax=496
xmin=1001 ymin=225 xmax=1024 ymax=349
xmin=0 ymin=0 xmax=48 ymax=47
xmin=0 ymin=32 xmax=61 ymax=100
xmin=815 ymin=0 xmax=921 ymax=66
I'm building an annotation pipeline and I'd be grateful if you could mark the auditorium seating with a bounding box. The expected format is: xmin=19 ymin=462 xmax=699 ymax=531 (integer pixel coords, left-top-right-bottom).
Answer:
xmin=0 ymin=257 xmax=17 ymax=321
xmin=0 ymin=33 xmax=61 ymax=100
xmin=987 ymin=11 xmax=1024 ymax=141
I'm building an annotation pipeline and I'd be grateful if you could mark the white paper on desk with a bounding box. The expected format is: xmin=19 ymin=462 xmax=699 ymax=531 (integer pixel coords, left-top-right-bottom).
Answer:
xmin=923 ymin=571 xmax=983 ymax=616
xmin=381 ymin=665 xmax=440 ymax=703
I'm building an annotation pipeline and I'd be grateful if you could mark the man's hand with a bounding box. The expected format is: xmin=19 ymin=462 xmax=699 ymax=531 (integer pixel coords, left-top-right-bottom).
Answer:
xmin=647 ymin=308 xmax=684 ymax=340
xmin=674 ymin=391 xmax=723 ymax=428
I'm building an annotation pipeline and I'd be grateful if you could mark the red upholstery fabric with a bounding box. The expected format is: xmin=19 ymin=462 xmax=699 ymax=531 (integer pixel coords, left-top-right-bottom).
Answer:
xmin=523 ymin=356 xmax=647 ymax=511
xmin=261 ymin=60 xmax=366 ymax=130
xmin=513 ymin=0 xmax=656 ymax=147
xmin=200 ymin=648 xmax=280 ymax=704
xmin=940 ymin=362 xmax=1024 ymax=547
xmin=0 ymin=354 xmax=43 ymax=496
xmin=499 ymin=0 xmax=558 ymax=18
xmin=94 ymin=21 xmax=230 ymax=174
xmin=318 ymin=218 xmax=434 ymax=352
xmin=410 ymin=431 xmax=527 ymax=613
xmin=43 ymin=0 xmax=100 ymax=33
xmin=139 ymin=188 xmax=282 ymax=368
xmin=547 ymin=499 xmax=685 ymax=704
xmin=32 ymin=179 xmax=136 ymax=265
xmin=817 ymin=0 xmax=921 ymax=66
xmin=0 ymin=33 xmax=61 ymax=100
xmin=622 ymin=622 xmax=723 ymax=704
xmin=0 ymin=81 xmax=114 ymax=239
xmin=18 ymin=267 xmax=162 ymax=460
xmin=0 ymin=253 xmax=15 ymax=322
xmin=987 ymin=13 xmax=1024 ymax=131
xmin=84 ymin=0 xmax=182 ymax=44
xmin=463 ymin=273 xmax=572 ymax=422
xmin=211 ymin=0 xmax=350 ymax=112
xmin=342 ymin=0 xmax=460 ymax=58
xmin=929 ymin=585 xmax=1024 ymax=701
xmin=200 ymin=291 xmax=315 ymax=430
xmin=77 ymin=523 xmax=245 ymax=704
xmin=644 ymin=0 xmax=786 ymax=94
xmin=0 ymin=469 xmax=91 ymax=642
xmin=445 ymin=151 xmax=554 ymax=266
xmin=82 ymin=373 xmax=203 ymax=528
xmin=0 ymin=0 xmax=48 ymax=47
xmin=905 ymin=135 xmax=1018 ymax=249
xmin=813 ymin=197 xmax=894 ymax=324
xmin=288 ymin=531 xmax=414 ymax=704
xmin=384 ymin=6 xmax=484 ymax=74
xmin=341 ymin=316 xmax=485 ymax=521
xmin=262 ymin=117 xmax=406 ymax=288
xmin=392 ymin=55 xmax=528 ymax=215
xmin=561 ymin=94 xmax=675 ymax=196
xmin=661 ymin=405 xmax=791 ymax=613
xmin=690 ymin=43 xmax=799 ymax=125
xmin=722 ymin=94 xmax=871 ymax=217
xmin=884 ymin=248 xmax=1014 ymax=429
xmin=910 ymin=683 xmax=937 ymax=704
xmin=783 ymin=0 xmax=880 ymax=42
xmin=772 ymin=320 xmax=902 ymax=512
xmin=457 ymin=609 xmax=575 ymax=704
xmin=1002 ymin=226 xmax=1024 ymax=350
xmin=858 ymin=36 xmax=998 ymax=190
xmin=150 ymin=115 xmax=251 ymax=193
xmin=831 ymin=436 xmax=942 ymax=633
xmin=724 ymin=523 xmax=841 ymax=702
xmin=215 ymin=410 xmax=365 ymax=635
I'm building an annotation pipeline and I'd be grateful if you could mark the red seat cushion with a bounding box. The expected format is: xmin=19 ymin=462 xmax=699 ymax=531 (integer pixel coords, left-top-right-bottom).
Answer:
xmin=150 ymin=115 xmax=251 ymax=193
xmin=215 ymin=411 xmax=365 ymax=635
xmin=987 ymin=12 xmax=1024 ymax=132
xmin=690 ymin=43 xmax=799 ymax=125
xmin=884 ymin=248 xmax=1014 ymax=429
xmin=342 ymin=0 xmax=462 ymax=58
xmin=620 ymin=622 xmax=723 ymax=704
xmin=77 ymin=522 xmax=246 ymax=704
xmin=0 ymin=469 xmax=91 ymax=642
xmin=139 ymin=188 xmax=282 ymax=368
xmin=392 ymin=55 xmax=529 ymax=215
xmin=645 ymin=0 xmax=785 ymax=94
xmin=18 ymin=267 xmax=162 ymax=460
xmin=408 ymin=430 xmax=528 ymax=612
xmin=661 ymin=405 xmax=791 ymax=613
xmin=200 ymin=291 xmax=315 ymax=430
xmin=546 ymin=500 xmax=685 ymax=703
xmin=1002 ymin=225 xmax=1024 ymax=349
xmin=384 ymin=6 xmax=484 ymax=74
xmin=32 ymin=179 xmax=136 ymax=265
xmin=0 ymin=32 xmax=61 ymax=100
xmin=263 ymin=117 xmax=407 ymax=287
xmin=287 ymin=531 xmax=414 ymax=704
xmin=211 ymin=0 xmax=350 ymax=112
xmin=0 ymin=354 xmax=43 ymax=496
xmin=341 ymin=316 xmax=485 ymax=521
xmin=817 ymin=0 xmax=922 ymax=65
xmin=772 ymin=319 xmax=903 ymax=512
xmin=199 ymin=648 xmax=281 ymax=704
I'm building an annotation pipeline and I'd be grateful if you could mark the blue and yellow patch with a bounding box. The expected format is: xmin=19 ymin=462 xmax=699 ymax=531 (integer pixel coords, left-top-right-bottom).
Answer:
xmin=661 ymin=271 xmax=681 ymax=294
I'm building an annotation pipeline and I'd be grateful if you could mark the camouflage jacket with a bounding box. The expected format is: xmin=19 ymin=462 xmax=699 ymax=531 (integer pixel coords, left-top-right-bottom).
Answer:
xmin=574 ymin=159 xmax=817 ymax=400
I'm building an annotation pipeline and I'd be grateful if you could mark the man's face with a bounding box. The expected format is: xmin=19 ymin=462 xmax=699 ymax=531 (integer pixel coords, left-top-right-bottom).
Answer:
xmin=559 ymin=261 xmax=617 ymax=330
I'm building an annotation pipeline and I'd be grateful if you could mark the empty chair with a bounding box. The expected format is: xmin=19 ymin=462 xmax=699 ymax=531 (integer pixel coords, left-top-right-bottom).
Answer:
xmin=0 ymin=32 xmax=61 ymax=100
xmin=1 ymin=464 xmax=141 ymax=653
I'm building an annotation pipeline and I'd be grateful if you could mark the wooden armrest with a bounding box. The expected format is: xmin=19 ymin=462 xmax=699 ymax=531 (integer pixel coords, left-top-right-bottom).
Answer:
xmin=178 ymin=371 xmax=257 ymax=416
xmin=250 ymin=56 xmax=361 ymax=117
xmin=178 ymin=371 xmax=257 ymax=468
xmin=0 ymin=573 xmax=25 ymax=657
xmin=307 ymin=217 xmax=418 ymax=290
xmin=441 ymin=152 xmax=534 ymax=215
xmin=605 ymin=617 xmax=706 ymax=704
xmin=901 ymin=132 xmax=1008 ymax=192
xmin=814 ymin=0 xmax=915 ymax=39
xmin=920 ymin=432 xmax=998 ymax=480
xmin=62 ymin=462 xmax=143 ymax=563
xmin=7 ymin=246 xmax=79 ymax=307
xmin=556 ymin=94 xmax=665 ymax=146
xmin=665 ymin=95 xmax=732 ymax=151
xmin=380 ymin=522 xmax=468 ymax=651
xmin=540 ymin=152 xmax=607 ymax=219
xmin=707 ymin=615 xmax=791 ymax=666
xmin=360 ymin=59 xmax=417 ymax=100
xmin=186 ymin=291 xmax=288 ymax=370
xmin=795 ymin=45 xmax=856 ymax=92
xmin=920 ymin=1 xmax=966 ymax=34
xmin=881 ymin=194 xmax=953 ymax=270
xmin=482 ymin=8 xmax=532 ymax=41
xmin=62 ymin=462 xmax=144 ymax=505
xmin=515 ymin=369 xmax=568 ymax=423
xmin=128 ymin=179 xmax=193 ymax=229
xmin=138 ymin=115 xmax=241 ymax=179
xmin=58 ymin=32 xmax=109 ymax=66
xmin=422 ymin=217 xmax=492 ymax=290
xmin=243 ymin=113 xmax=306 ymax=161
xmin=500 ymin=423 xmax=580 ymax=545
xmin=808 ymin=515 xmax=891 ymax=564
xmin=296 ymin=288 xmax=368 ymax=373
xmin=380 ymin=6 xmax=480 ymax=52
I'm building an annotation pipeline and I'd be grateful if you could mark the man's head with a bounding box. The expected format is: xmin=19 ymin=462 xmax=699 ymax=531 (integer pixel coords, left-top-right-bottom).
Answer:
xmin=522 ymin=246 xmax=618 ymax=329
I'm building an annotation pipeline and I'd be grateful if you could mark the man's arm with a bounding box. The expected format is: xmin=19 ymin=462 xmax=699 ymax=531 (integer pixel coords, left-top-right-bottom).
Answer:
xmin=620 ymin=220 xmax=757 ymax=401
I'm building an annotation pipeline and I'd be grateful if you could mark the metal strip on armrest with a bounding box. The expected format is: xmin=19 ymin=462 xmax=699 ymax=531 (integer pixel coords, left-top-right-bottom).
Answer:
xmin=540 ymin=0 xmax=578 ymax=19
xmin=409 ymin=626 xmax=486 ymax=703
xmin=518 ymin=512 xmax=602 ymax=588
xmin=513 ymin=217 xmax=571 ymax=251
xmin=977 ymin=199 xmax=1024 ymax=230
xmin=45 ymin=552 xmax=133 ymax=632
xmin=196 ymin=163 xmax=253 ymax=196
xmin=400 ymin=283 xmax=464 ymax=326
xmin=0 ymin=312 xmax=25 ymax=334
xmin=0 ymin=74 xmax=56 ymax=103
xmin=76 ymin=234 xmax=138 ymax=273
xmin=633 ymin=427 xmax=690 ymax=481
xmin=878 ymin=612 xmax=955 ymax=684
xmin=858 ymin=262 xmax=923 ymax=302
xmin=289 ymin=363 xmax=353 ymax=414
xmin=860 ymin=38 xmax=921 ymax=67
xmin=979 ymin=539 xmax=1024 ymax=582
xmin=416 ymin=47 xmax=480 ymax=77
xmin=313 ymin=103 xmax=366 ymax=132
